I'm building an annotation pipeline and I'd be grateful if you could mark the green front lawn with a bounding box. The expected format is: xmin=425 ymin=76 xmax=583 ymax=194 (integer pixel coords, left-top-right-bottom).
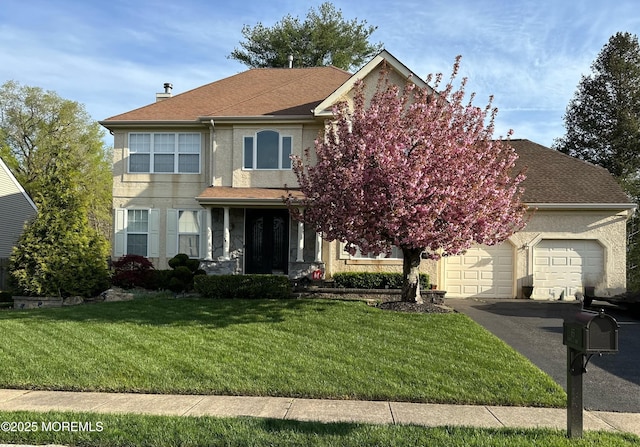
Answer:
xmin=0 ymin=294 xmax=564 ymax=407
xmin=0 ymin=410 xmax=638 ymax=447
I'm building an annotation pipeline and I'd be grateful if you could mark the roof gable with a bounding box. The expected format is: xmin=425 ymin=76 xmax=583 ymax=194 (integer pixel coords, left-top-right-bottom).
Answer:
xmin=314 ymin=49 xmax=430 ymax=117
xmin=0 ymin=158 xmax=36 ymax=211
xmin=102 ymin=66 xmax=351 ymax=123
xmin=0 ymin=158 xmax=37 ymax=257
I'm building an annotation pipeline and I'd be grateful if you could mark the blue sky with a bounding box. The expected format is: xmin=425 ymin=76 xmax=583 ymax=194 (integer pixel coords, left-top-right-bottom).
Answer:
xmin=1 ymin=0 xmax=639 ymax=147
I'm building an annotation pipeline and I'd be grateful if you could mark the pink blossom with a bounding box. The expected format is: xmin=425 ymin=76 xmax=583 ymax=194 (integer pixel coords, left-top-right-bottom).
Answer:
xmin=286 ymin=57 xmax=527 ymax=302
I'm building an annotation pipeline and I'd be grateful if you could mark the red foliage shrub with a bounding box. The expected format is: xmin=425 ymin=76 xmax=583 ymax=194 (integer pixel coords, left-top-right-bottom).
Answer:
xmin=111 ymin=254 xmax=155 ymax=289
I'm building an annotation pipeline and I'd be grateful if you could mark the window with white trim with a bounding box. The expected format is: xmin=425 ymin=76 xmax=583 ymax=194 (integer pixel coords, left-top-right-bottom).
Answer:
xmin=127 ymin=210 xmax=149 ymax=256
xmin=243 ymin=130 xmax=292 ymax=169
xmin=129 ymin=133 xmax=201 ymax=173
xmin=342 ymin=243 xmax=404 ymax=260
xmin=178 ymin=210 xmax=201 ymax=258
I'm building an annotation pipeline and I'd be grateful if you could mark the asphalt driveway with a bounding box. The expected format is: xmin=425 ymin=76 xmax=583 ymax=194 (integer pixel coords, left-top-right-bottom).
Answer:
xmin=448 ymin=298 xmax=640 ymax=413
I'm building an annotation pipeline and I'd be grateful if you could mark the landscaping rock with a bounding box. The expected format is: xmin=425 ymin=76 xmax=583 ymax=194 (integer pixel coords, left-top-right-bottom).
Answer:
xmin=63 ymin=296 xmax=84 ymax=306
xmin=100 ymin=288 xmax=134 ymax=302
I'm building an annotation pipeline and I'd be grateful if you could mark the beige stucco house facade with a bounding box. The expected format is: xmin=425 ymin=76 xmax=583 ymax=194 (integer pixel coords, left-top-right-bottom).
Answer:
xmin=100 ymin=50 xmax=635 ymax=300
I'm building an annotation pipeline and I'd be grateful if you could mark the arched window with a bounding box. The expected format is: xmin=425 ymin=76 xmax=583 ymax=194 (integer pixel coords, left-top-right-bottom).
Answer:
xmin=243 ymin=130 xmax=292 ymax=169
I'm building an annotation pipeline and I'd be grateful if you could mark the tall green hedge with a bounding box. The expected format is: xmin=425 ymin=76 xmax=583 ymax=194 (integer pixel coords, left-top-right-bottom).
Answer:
xmin=332 ymin=272 xmax=429 ymax=289
xmin=194 ymin=275 xmax=292 ymax=299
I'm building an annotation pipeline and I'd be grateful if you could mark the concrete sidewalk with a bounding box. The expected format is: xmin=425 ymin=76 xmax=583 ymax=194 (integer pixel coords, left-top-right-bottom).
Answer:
xmin=0 ymin=389 xmax=639 ymax=437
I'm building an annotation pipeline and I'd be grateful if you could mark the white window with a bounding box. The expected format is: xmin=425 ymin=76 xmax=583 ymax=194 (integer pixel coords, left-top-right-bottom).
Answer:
xmin=129 ymin=134 xmax=151 ymax=172
xmin=342 ymin=243 xmax=404 ymax=260
xmin=126 ymin=210 xmax=149 ymax=256
xmin=166 ymin=209 xmax=202 ymax=259
xmin=178 ymin=210 xmax=200 ymax=258
xmin=114 ymin=209 xmax=159 ymax=258
xmin=129 ymin=133 xmax=201 ymax=173
xmin=243 ymin=130 xmax=292 ymax=169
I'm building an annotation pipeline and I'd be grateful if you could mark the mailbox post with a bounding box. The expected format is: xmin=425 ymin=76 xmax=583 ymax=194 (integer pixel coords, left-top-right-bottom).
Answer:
xmin=562 ymin=309 xmax=619 ymax=438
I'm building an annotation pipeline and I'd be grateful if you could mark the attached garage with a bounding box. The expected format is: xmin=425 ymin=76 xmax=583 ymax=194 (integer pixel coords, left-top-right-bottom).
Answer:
xmin=533 ymin=239 xmax=604 ymax=300
xmin=444 ymin=243 xmax=515 ymax=298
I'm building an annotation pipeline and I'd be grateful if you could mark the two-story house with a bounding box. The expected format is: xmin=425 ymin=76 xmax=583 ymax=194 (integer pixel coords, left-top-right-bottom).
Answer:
xmin=100 ymin=50 xmax=635 ymax=300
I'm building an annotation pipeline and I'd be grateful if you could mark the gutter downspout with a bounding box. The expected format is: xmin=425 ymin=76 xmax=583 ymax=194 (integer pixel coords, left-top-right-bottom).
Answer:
xmin=209 ymin=119 xmax=215 ymax=187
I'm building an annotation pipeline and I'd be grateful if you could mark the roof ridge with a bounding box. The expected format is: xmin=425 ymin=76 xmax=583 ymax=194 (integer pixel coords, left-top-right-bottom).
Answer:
xmin=102 ymin=70 xmax=254 ymax=121
xmin=519 ymin=139 xmax=613 ymax=173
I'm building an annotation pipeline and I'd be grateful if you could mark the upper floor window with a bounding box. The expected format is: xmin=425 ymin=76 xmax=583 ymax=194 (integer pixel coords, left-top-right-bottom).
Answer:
xmin=351 ymin=246 xmax=404 ymax=260
xmin=243 ymin=130 xmax=292 ymax=170
xmin=341 ymin=242 xmax=404 ymax=260
xmin=129 ymin=133 xmax=200 ymax=174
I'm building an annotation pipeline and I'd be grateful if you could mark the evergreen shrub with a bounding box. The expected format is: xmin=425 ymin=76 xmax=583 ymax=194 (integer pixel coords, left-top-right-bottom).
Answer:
xmin=332 ymin=272 xmax=429 ymax=289
xmin=194 ymin=275 xmax=292 ymax=299
xmin=165 ymin=254 xmax=205 ymax=294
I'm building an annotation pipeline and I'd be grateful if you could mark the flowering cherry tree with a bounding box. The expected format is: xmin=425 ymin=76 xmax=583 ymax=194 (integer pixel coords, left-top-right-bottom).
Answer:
xmin=288 ymin=57 xmax=527 ymax=303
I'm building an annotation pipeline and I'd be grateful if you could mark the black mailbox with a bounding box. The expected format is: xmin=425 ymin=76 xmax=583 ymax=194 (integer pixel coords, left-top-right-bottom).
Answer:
xmin=563 ymin=309 xmax=619 ymax=354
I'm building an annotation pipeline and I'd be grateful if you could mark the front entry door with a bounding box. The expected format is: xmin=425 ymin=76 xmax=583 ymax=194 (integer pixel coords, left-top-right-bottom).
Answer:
xmin=245 ymin=209 xmax=289 ymax=274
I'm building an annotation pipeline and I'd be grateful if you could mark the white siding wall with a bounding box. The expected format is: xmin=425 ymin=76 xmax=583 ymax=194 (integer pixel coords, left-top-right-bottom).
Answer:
xmin=0 ymin=160 xmax=37 ymax=258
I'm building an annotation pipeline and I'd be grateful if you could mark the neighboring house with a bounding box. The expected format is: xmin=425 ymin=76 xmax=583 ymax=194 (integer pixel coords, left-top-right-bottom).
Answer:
xmin=0 ymin=158 xmax=37 ymax=289
xmin=100 ymin=50 xmax=635 ymax=300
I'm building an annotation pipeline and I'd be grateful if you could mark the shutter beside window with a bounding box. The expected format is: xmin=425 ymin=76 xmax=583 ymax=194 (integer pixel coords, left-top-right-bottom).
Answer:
xmin=199 ymin=210 xmax=206 ymax=259
xmin=114 ymin=208 xmax=127 ymax=258
xmin=149 ymin=209 xmax=160 ymax=258
xmin=244 ymin=136 xmax=254 ymax=169
xmin=166 ymin=209 xmax=178 ymax=258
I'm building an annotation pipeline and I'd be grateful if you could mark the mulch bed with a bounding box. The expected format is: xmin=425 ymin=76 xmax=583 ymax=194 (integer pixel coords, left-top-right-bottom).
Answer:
xmin=377 ymin=300 xmax=453 ymax=314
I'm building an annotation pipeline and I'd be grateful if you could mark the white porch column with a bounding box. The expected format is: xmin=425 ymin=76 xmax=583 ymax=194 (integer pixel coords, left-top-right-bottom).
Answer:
xmin=223 ymin=207 xmax=230 ymax=260
xmin=205 ymin=207 xmax=213 ymax=261
xmin=296 ymin=218 xmax=305 ymax=262
xmin=315 ymin=232 xmax=323 ymax=262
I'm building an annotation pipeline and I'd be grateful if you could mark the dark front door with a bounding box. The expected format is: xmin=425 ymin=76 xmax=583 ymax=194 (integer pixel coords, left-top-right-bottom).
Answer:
xmin=245 ymin=209 xmax=289 ymax=274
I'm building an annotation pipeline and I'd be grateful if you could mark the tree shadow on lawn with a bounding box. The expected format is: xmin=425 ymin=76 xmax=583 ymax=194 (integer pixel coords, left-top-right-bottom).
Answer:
xmin=0 ymin=296 xmax=318 ymax=328
xmin=255 ymin=417 xmax=360 ymax=437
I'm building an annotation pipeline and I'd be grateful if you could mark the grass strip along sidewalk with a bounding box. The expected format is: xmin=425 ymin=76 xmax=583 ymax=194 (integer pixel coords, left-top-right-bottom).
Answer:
xmin=0 ymin=410 xmax=638 ymax=446
xmin=0 ymin=294 xmax=563 ymax=407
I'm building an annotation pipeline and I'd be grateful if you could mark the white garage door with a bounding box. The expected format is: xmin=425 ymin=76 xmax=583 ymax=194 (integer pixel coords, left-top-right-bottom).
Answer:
xmin=533 ymin=239 xmax=604 ymax=300
xmin=444 ymin=243 xmax=514 ymax=298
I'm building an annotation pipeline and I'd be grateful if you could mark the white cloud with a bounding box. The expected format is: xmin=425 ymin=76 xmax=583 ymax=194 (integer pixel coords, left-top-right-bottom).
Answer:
xmin=2 ymin=0 xmax=640 ymax=149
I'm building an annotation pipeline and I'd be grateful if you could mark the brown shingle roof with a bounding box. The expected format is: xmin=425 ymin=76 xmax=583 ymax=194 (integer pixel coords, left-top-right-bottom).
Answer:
xmin=103 ymin=66 xmax=352 ymax=122
xmin=196 ymin=187 xmax=303 ymax=206
xmin=509 ymin=139 xmax=631 ymax=205
xmin=195 ymin=141 xmax=632 ymax=207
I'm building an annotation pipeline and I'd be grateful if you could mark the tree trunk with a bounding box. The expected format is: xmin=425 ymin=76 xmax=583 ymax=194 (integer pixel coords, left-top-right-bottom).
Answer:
xmin=401 ymin=247 xmax=423 ymax=303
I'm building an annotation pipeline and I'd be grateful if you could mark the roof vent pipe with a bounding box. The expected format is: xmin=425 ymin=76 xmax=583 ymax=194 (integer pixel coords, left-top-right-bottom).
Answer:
xmin=288 ymin=55 xmax=293 ymax=68
xmin=164 ymin=83 xmax=173 ymax=94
